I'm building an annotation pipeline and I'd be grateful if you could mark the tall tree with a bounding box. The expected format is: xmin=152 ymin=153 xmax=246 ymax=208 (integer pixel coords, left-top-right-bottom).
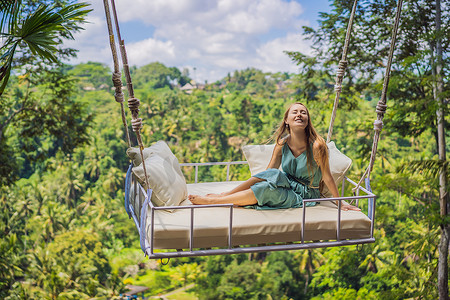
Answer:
xmin=434 ymin=1 xmax=449 ymax=298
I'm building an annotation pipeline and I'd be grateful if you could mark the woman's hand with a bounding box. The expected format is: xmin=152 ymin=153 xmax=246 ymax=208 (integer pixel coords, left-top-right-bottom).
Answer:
xmin=340 ymin=202 xmax=361 ymax=211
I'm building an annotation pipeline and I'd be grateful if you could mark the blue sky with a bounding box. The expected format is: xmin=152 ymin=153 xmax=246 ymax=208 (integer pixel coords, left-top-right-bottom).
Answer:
xmin=65 ymin=0 xmax=332 ymax=82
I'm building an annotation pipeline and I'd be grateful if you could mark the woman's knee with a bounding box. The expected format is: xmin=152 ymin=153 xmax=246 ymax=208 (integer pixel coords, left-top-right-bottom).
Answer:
xmin=250 ymin=176 xmax=265 ymax=184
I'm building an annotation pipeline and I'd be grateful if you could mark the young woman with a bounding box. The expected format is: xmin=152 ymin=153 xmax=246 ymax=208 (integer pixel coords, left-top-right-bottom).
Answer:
xmin=189 ymin=102 xmax=361 ymax=211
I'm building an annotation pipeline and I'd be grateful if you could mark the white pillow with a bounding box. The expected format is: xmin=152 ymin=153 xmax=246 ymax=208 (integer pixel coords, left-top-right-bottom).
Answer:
xmin=130 ymin=142 xmax=187 ymax=207
xmin=321 ymin=142 xmax=352 ymax=198
xmin=127 ymin=140 xmax=173 ymax=166
xmin=242 ymin=144 xmax=280 ymax=176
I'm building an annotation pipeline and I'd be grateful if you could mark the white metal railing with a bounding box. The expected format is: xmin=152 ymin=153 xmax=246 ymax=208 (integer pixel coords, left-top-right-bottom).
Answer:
xmin=180 ymin=161 xmax=248 ymax=183
xmin=125 ymin=161 xmax=376 ymax=259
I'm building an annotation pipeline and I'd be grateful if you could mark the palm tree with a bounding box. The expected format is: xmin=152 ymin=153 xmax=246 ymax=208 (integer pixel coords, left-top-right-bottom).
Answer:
xmin=84 ymin=143 xmax=102 ymax=181
xmin=58 ymin=161 xmax=86 ymax=208
xmin=359 ymin=244 xmax=397 ymax=273
xmin=0 ymin=0 xmax=91 ymax=95
xmin=294 ymin=249 xmax=325 ymax=294
xmin=101 ymin=166 xmax=123 ymax=198
xmin=359 ymin=229 xmax=397 ymax=273
xmin=39 ymin=202 xmax=69 ymax=242
xmin=29 ymin=174 xmax=45 ymax=215
xmin=170 ymin=263 xmax=200 ymax=289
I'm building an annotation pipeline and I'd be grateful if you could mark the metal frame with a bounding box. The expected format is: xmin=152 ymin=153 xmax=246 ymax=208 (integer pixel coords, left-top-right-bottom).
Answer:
xmin=180 ymin=161 xmax=248 ymax=183
xmin=125 ymin=161 xmax=376 ymax=259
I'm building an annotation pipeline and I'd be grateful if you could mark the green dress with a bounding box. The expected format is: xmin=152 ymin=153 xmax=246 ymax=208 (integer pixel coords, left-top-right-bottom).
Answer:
xmin=249 ymin=143 xmax=321 ymax=210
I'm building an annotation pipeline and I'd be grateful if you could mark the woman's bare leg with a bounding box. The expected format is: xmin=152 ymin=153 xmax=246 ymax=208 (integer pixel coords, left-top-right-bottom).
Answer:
xmin=207 ymin=176 xmax=264 ymax=197
xmin=189 ymin=189 xmax=258 ymax=206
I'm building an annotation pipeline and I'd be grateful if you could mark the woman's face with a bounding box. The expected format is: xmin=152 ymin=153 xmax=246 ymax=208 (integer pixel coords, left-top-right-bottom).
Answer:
xmin=285 ymin=103 xmax=309 ymax=130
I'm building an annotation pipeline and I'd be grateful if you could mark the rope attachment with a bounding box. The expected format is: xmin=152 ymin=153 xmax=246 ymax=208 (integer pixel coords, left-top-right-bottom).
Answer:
xmin=327 ymin=0 xmax=358 ymax=143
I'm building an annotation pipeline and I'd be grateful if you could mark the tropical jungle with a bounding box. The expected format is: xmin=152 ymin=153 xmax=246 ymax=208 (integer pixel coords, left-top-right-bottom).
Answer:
xmin=0 ymin=0 xmax=449 ymax=299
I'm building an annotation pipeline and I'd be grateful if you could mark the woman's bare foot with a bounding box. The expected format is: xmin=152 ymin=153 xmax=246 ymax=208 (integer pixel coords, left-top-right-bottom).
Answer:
xmin=188 ymin=194 xmax=214 ymax=205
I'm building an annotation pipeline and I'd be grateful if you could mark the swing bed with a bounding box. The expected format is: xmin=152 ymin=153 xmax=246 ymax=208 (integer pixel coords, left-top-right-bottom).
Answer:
xmin=102 ymin=0 xmax=403 ymax=259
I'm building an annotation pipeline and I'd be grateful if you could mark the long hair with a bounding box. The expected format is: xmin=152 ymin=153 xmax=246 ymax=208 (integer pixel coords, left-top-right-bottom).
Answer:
xmin=272 ymin=102 xmax=328 ymax=177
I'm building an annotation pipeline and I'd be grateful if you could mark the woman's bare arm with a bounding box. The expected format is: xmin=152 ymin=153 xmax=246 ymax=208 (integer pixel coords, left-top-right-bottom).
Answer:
xmin=321 ymin=161 xmax=339 ymax=197
xmin=321 ymin=158 xmax=361 ymax=211
xmin=266 ymin=142 xmax=283 ymax=170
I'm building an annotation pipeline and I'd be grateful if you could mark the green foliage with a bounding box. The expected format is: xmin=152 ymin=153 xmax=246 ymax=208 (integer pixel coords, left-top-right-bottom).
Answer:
xmin=217 ymin=261 xmax=262 ymax=300
xmin=1 ymin=55 xmax=447 ymax=298
xmin=68 ymin=62 xmax=112 ymax=90
xmin=1 ymin=0 xmax=94 ymax=183
xmin=132 ymin=62 xmax=190 ymax=90
xmin=311 ymin=286 xmax=379 ymax=300
xmin=0 ymin=233 xmax=22 ymax=298
xmin=1 ymin=66 xmax=93 ymax=181
xmin=27 ymin=229 xmax=117 ymax=298
xmin=262 ymin=251 xmax=305 ymax=299
xmin=0 ymin=0 xmax=92 ymax=95
xmin=1 ymin=1 xmax=448 ymax=297
xmin=0 ymin=138 xmax=18 ymax=185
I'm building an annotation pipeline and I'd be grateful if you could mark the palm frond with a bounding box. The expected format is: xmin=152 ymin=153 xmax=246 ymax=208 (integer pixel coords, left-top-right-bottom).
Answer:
xmin=0 ymin=0 xmax=21 ymax=33
xmin=0 ymin=41 xmax=15 ymax=94
xmin=0 ymin=2 xmax=92 ymax=96
xmin=399 ymin=159 xmax=449 ymax=179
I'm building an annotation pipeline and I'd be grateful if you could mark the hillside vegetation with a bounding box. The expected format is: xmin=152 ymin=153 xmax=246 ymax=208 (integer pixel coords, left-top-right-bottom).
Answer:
xmin=1 ymin=60 xmax=447 ymax=299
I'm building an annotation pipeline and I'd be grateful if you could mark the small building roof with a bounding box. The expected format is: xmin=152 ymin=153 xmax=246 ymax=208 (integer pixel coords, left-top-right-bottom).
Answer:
xmin=180 ymin=83 xmax=194 ymax=90
xmin=124 ymin=285 xmax=149 ymax=296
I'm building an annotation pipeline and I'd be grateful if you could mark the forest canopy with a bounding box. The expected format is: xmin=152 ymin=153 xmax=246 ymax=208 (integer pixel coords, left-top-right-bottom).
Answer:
xmin=0 ymin=0 xmax=449 ymax=299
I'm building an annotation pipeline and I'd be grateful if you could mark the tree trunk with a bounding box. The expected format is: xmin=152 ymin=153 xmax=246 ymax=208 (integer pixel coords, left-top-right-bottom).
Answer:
xmin=435 ymin=0 xmax=449 ymax=299
xmin=439 ymin=227 xmax=449 ymax=300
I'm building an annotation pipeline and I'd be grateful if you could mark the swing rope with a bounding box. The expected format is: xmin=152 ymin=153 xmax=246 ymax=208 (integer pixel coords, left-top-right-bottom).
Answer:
xmin=327 ymin=0 xmax=359 ymax=144
xmin=103 ymin=0 xmax=150 ymax=189
xmin=353 ymin=0 xmax=403 ymax=193
xmin=102 ymin=0 xmax=131 ymax=148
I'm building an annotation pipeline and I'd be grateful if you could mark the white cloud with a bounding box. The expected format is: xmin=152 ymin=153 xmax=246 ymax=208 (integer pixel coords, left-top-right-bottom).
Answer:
xmin=126 ymin=39 xmax=176 ymax=67
xmin=218 ymin=0 xmax=303 ymax=34
xmin=254 ymin=32 xmax=312 ymax=73
xmin=65 ymin=0 xmax=314 ymax=82
xmin=63 ymin=14 xmax=110 ymax=65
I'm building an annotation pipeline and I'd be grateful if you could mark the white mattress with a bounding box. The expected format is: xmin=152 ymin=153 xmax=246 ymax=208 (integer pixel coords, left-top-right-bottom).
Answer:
xmin=138 ymin=181 xmax=372 ymax=249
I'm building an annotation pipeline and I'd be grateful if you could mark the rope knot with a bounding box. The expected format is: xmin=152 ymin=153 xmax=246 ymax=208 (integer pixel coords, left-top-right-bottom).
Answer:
xmin=336 ymin=60 xmax=348 ymax=79
xmin=111 ymin=72 xmax=124 ymax=103
xmin=114 ymin=90 xmax=124 ymax=103
xmin=112 ymin=72 xmax=122 ymax=87
xmin=334 ymin=84 xmax=342 ymax=93
xmin=131 ymin=118 xmax=143 ymax=132
xmin=128 ymin=97 xmax=140 ymax=111
xmin=373 ymin=120 xmax=383 ymax=132
xmin=336 ymin=69 xmax=345 ymax=79
xmin=376 ymin=102 xmax=387 ymax=114
xmin=338 ymin=60 xmax=348 ymax=69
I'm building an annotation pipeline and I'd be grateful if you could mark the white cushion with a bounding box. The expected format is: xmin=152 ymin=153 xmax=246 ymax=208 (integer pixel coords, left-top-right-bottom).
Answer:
xmin=142 ymin=181 xmax=371 ymax=249
xmin=242 ymin=144 xmax=278 ymax=176
xmin=127 ymin=140 xmax=174 ymax=166
xmin=321 ymin=142 xmax=352 ymax=197
xmin=130 ymin=141 xmax=187 ymax=207
xmin=242 ymin=142 xmax=352 ymax=197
